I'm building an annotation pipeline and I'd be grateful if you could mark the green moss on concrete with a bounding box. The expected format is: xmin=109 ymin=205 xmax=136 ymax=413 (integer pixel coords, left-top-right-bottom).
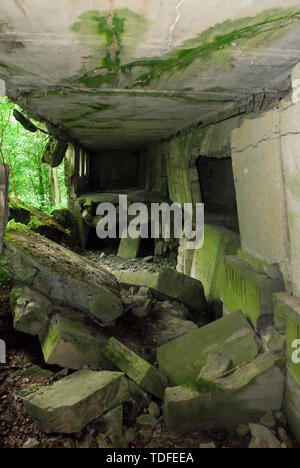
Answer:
xmin=121 ymin=7 xmax=300 ymax=88
xmin=71 ymin=8 xmax=148 ymax=88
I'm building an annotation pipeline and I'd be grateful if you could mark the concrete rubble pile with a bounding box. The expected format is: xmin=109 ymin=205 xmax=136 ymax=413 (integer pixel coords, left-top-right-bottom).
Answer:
xmin=0 ymin=226 xmax=290 ymax=445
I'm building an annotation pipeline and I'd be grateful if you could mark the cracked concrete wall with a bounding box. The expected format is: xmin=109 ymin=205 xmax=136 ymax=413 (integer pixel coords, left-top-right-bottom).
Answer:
xmin=231 ymin=75 xmax=300 ymax=296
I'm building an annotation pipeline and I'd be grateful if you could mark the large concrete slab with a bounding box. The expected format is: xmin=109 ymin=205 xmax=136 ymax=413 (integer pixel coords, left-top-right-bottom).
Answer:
xmin=23 ymin=370 xmax=129 ymax=434
xmin=164 ymin=353 xmax=284 ymax=433
xmin=157 ymin=311 xmax=259 ymax=386
xmin=0 ymin=226 xmax=123 ymax=326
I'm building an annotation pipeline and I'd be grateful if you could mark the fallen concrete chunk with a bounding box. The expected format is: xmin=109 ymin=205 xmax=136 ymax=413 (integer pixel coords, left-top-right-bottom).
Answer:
xmin=118 ymin=237 xmax=141 ymax=258
xmin=132 ymin=288 xmax=153 ymax=318
xmin=10 ymin=286 xmax=52 ymax=337
xmin=223 ymin=255 xmax=284 ymax=330
xmin=157 ymin=311 xmax=259 ymax=386
xmin=249 ymin=424 xmax=281 ymax=449
xmin=116 ymin=268 xmax=207 ymax=313
xmin=40 ymin=311 xmax=109 ymax=370
xmin=198 ymin=353 xmax=232 ymax=381
xmin=103 ymin=337 xmax=168 ymax=399
xmin=191 ymin=224 xmax=240 ymax=302
xmin=1 ymin=227 xmax=123 ymax=326
xmin=164 ymin=353 xmax=284 ymax=433
xmin=23 ymin=370 xmax=129 ymax=434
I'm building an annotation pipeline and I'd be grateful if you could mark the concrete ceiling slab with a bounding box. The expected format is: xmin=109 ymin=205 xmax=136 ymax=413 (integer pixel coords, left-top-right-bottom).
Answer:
xmin=1 ymin=1 xmax=300 ymax=149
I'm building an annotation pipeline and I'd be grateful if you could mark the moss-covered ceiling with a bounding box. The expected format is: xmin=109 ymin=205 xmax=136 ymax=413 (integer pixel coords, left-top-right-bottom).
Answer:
xmin=1 ymin=0 xmax=300 ymax=149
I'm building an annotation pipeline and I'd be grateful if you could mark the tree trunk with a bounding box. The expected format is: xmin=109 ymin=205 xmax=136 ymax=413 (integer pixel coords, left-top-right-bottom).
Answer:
xmin=51 ymin=167 xmax=61 ymax=206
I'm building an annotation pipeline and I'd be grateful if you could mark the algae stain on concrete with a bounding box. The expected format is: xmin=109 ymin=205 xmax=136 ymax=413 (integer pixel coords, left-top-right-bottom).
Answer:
xmin=70 ymin=8 xmax=148 ymax=88
xmin=123 ymin=6 xmax=300 ymax=88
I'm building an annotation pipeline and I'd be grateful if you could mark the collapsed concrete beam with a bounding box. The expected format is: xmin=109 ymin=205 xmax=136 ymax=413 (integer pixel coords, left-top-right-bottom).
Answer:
xmin=103 ymin=337 xmax=168 ymax=400
xmin=23 ymin=370 xmax=129 ymax=434
xmin=157 ymin=311 xmax=259 ymax=386
xmin=0 ymin=226 xmax=123 ymax=326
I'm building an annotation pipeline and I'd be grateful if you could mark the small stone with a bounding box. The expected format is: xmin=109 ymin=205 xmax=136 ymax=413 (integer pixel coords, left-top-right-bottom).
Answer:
xmin=277 ymin=427 xmax=288 ymax=441
xmin=199 ymin=442 xmax=216 ymax=449
xmin=198 ymin=353 xmax=232 ymax=381
xmin=101 ymin=405 xmax=123 ymax=437
xmin=260 ymin=410 xmax=276 ymax=429
xmin=79 ymin=440 xmax=89 ymax=449
xmin=249 ymin=423 xmax=281 ymax=448
xmin=96 ymin=433 xmax=107 ymax=448
xmin=100 ymin=252 xmax=106 ymax=259
xmin=281 ymin=443 xmax=288 ymax=449
xmin=137 ymin=414 xmax=158 ymax=428
xmin=275 ymin=411 xmax=287 ymax=427
xmin=248 ymin=437 xmax=268 ymax=449
xmin=148 ymin=401 xmax=160 ymax=419
xmin=125 ymin=427 xmax=137 ymax=444
xmin=236 ymin=424 xmax=250 ymax=436
xmin=143 ymin=256 xmax=154 ymax=264
xmin=22 ymin=438 xmax=40 ymax=449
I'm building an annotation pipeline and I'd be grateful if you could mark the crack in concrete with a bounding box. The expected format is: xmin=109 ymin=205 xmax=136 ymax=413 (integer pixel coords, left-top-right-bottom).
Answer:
xmin=162 ymin=0 xmax=185 ymax=52
xmin=232 ymin=131 xmax=300 ymax=154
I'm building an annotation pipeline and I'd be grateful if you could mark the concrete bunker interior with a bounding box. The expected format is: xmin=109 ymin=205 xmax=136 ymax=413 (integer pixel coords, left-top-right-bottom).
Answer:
xmin=1 ymin=0 xmax=300 ymax=449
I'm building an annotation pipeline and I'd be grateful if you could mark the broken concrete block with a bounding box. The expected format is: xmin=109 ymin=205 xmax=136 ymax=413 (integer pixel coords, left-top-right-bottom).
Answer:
xmin=260 ymin=410 xmax=276 ymax=429
xmin=101 ymin=405 xmax=123 ymax=437
xmin=249 ymin=424 xmax=281 ymax=449
xmin=191 ymin=224 xmax=240 ymax=302
xmin=273 ymin=292 xmax=296 ymax=332
xmin=40 ymin=312 xmax=109 ymax=370
xmin=116 ymin=268 xmax=206 ymax=313
xmin=103 ymin=337 xmax=168 ymax=399
xmin=117 ymin=237 xmax=141 ymax=258
xmin=10 ymin=286 xmax=52 ymax=337
xmin=1 ymin=227 xmax=123 ymax=326
xmin=23 ymin=370 xmax=129 ymax=434
xmin=132 ymin=288 xmax=153 ymax=318
xmin=285 ymin=372 xmax=300 ymax=444
xmin=223 ymin=255 xmax=284 ymax=330
xmin=164 ymin=353 xmax=284 ymax=433
xmin=198 ymin=353 xmax=232 ymax=381
xmin=157 ymin=311 xmax=258 ymax=386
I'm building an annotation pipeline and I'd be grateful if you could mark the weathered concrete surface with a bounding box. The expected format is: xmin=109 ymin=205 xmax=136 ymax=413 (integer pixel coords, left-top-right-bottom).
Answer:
xmin=0 ymin=227 xmax=123 ymax=326
xmin=23 ymin=370 xmax=129 ymax=434
xmin=157 ymin=311 xmax=259 ymax=386
xmin=190 ymin=225 xmax=240 ymax=303
xmin=223 ymin=256 xmax=284 ymax=330
xmin=10 ymin=286 xmax=52 ymax=337
xmin=232 ymin=109 xmax=289 ymax=267
xmin=40 ymin=312 xmax=109 ymax=370
xmin=164 ymin=354 xmax=284 ymax=433
xmin=1 ymin=2 xmax=300 ymax=149
xmin=115 ymin=268 xmax=206 ymax=313
xmin=103 ymin=337 xmax=168 ymax=399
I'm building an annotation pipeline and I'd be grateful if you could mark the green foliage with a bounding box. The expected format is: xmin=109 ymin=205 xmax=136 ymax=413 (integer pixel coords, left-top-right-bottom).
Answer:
xmin=0 ymin=96 xmax=67 ymax=212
